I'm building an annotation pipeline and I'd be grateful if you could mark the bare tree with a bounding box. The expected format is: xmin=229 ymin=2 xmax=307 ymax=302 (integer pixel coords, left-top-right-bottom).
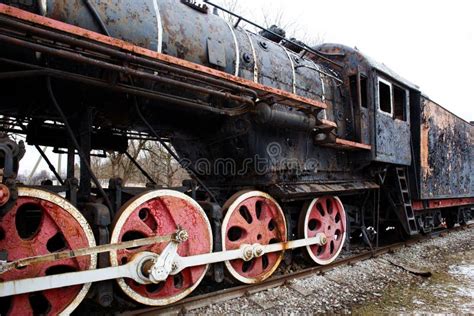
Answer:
xmin=28 ymin=169 xmax=53 ymax=185
xmin=91 ymin=140 xmax=147 ymax=185
xmin=211 ymin=0 xmax=324 ymax=46
xmin=90 ymin=140 xmax=188 ymax=187
xmin=139 ymin=142 xmax=188 ymax=187
xmin=212 ymin=0 xmax=243 ymax=25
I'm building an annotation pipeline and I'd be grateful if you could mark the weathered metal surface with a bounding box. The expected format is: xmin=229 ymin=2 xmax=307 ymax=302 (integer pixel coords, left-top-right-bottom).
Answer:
xmin=3 ymin=233 xmax=175 ymax=272
xmin=374 ymin=110 xmax=411 ymax=165
xmin=412 ymin=198 xmax=474 ymax=211
xmin=418 ymin=98 xmax=473 ymax=199
xmin=299 ymin=196 xmax=346 ymax=265
xmin=221 ymin=191 xmax=287 ymax=284
xmin=0 ymin=187 xmax=96 ymax=315
xmin=109 ymin=190 xmax=212 ymax=306
xmin=269 ymin=181 xmax=379 ymax=201
xmin=373 ymin=75 xmax=412 ymax=165
xmin=322 ymin=138 xmax=372 ymax=151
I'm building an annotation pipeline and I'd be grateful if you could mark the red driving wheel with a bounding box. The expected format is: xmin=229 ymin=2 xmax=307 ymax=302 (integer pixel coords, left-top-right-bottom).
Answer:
xmin=299 ymin=196 xmax=347 ymax=265
xmin=222 ymin=191 xmax=287 ymax=284
xmin=109 ymin=190 xmax=212 ymax=306
xmin=0 ymin=187 xmax=96 ymax=315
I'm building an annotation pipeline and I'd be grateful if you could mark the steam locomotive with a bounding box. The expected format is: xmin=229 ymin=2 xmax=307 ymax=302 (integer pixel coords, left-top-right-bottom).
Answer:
xmin=0 ymin=0 xmax=472 ymax=314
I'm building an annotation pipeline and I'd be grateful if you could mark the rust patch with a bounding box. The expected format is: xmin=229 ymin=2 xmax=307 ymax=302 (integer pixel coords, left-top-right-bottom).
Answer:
xmin=420 ymin=121 xmax=431 ymax=177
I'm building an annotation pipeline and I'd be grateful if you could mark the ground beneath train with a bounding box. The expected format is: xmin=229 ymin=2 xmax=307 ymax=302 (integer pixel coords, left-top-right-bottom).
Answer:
xmin=194 ymin=227 xmax=474 ymax=313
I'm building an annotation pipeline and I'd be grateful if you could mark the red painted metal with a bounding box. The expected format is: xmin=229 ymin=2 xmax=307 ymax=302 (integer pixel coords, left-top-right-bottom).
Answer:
xmin=322 ymin=138 xmax=372 ymax=151
xmin=0 ymin=196 xmax=92 ymax=315
xmin=305 ymin=196 xmax=346 ymax=262
xmin=0 ymin=4 xmax=326 ymax=111
xmin=224 ymin=195 xmax=286 ymax=281
xmin=113 ymin=195 xmax=212 ymax=302
xmin=412 ymin=198 xmax=474 ymax=211
xmin=0 ymin=184 xmax=10 ymax=206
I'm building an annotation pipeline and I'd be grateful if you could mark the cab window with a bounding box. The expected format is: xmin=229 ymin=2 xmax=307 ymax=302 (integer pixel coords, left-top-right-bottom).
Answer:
xmin=377 ymin=77 xmax=408 ymax=121
xmin=378 ymin=79 xmax=392 ymax=114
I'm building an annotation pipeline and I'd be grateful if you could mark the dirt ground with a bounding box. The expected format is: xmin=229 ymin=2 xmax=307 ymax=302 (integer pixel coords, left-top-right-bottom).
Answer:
xmin=192 ymin=227 xmax=474 ymax=314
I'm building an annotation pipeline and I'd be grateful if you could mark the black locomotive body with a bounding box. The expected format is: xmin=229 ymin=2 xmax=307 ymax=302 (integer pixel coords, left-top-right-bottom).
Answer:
xmin=0 ymin=0 xmax=472 ymax=314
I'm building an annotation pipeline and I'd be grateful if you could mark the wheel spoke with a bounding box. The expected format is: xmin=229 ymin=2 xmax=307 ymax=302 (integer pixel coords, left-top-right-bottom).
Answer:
xmin=110 ymin=190 xmax=212 ymax=306
xmin=300 ymin=196 xmax=347 ymax=265
xmin=0 ymin=188 xmax=96 ymax=315
xmin=223 ymin=191 xmax=287 ymax=284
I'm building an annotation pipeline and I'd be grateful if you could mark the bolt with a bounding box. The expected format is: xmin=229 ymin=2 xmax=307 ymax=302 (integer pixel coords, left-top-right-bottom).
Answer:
xmin=171 ymin=263 xmax=178 ymax=272
xmin=242 ymin=52 xmax=252 ymax=63
xmin=320 ymin=236 xmax=327 ymax=245
xmin=243 ymin=246 xmax=254 ymax=261
xmin=175 ymin=228 xmax=189 ymax=243
xmin=255 ymin=248 xmax=263 ymax=257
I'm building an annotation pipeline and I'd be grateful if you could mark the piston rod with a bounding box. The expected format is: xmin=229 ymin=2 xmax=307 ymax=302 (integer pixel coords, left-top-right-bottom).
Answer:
xmin=0 ymin=234 xmax=327 ymax=297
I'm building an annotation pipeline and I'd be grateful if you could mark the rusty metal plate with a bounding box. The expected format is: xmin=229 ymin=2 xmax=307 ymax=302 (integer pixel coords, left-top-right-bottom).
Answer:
xmin=207 ymin=37 xmax=227 ymax=68
xmin=418 ymin=98 xmax=473 ymax=199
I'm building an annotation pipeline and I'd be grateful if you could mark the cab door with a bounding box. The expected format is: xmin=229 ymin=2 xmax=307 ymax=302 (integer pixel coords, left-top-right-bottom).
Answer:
xmin=374 ymin=75 xmax=411 ymax=165
xmin=349 ymin=73 xmax=370 ymax=145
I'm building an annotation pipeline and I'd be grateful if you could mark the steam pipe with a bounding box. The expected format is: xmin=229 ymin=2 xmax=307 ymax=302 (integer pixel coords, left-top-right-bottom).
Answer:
xmin=0 ymin=16 xmax=258 ymax=99
xmin=0 ymin=33 xmax=255 ymax=106
xmin=0 ymin=57 xmax=249 ymax=116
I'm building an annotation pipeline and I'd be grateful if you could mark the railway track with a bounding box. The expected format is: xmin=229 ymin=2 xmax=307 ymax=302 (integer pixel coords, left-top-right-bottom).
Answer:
xmin=123 ymin=224 xmax=473 ymax=315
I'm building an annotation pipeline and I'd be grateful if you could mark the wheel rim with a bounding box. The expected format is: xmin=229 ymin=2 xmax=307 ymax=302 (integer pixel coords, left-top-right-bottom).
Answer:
xmin=222 ymin=191 xmax=287 ymax=284
xmin=0 ymin=187 xmax=96 ymax=316
xmin=110 ymin=190 xmax=212 ymax=306
xmin=300 ymin=196 xmax=346 ymax=265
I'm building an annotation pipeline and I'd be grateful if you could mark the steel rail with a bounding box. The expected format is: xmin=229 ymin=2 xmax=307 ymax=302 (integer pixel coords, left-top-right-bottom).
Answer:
xmin=123 ymin=224 xmax=473 ymax=315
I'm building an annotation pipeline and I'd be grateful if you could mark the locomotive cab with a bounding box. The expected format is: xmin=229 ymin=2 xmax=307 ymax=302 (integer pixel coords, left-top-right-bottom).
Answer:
xmin=316 ymin=44 xmax=420 ymax=166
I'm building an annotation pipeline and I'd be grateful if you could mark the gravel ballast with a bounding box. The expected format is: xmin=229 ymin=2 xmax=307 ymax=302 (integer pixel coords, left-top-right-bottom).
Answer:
xmin=193 ymin=227 xmax=474 ymax=314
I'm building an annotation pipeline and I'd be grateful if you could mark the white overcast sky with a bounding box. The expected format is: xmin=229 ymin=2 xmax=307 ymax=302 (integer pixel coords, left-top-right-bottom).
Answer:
xmin=19 ymin=0 xmax=473 ymax=176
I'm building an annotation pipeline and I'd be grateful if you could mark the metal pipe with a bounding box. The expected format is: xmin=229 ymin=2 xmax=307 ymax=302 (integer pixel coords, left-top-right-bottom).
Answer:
xmin=0 ymin=16 xmax=258 ymax=99
xmin=0 ymin=70 xmax=45 ymax=79
xmin=295 ymin=65 xmax=343 ymax=84
xmin=34 ymin=145 xmax=64 ymax=185
xmin=132 ymin=95 xmax=219 ymax=203
xmin=204 ymin=0 xmax=343 ymax=68
xmin=124 ymin=151 xmax=157 ymax=185
xmin=46 ymin=77 xmax=113 ymax=211
xmin=255 ymin=103 xmax=317 ymax=132
xmin=28 ymin=146 xmax=46 ymax=182
xmin=0 ymin=33 xmax=254 ymax=106
xmin=0 ymin=58 xmax=248 ymax=116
